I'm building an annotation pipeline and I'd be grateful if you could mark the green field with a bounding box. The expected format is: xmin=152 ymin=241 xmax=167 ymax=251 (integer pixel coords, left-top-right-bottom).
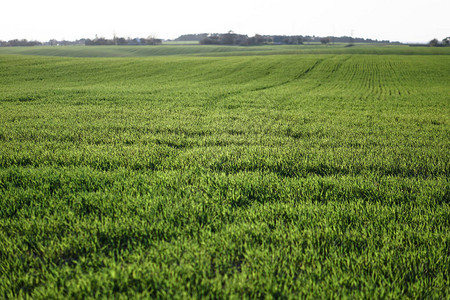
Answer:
xmin=1 ymin=45 xmax=449 ymax=298
xmin=1 ymin=44 xmax=449 ymax=57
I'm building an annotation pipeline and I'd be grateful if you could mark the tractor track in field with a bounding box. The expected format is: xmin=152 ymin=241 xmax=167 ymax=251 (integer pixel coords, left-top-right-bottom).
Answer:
xmin=251 ymin=57 xmax=327 ymax=92
xmin=249 ymin=55 xmax=354 ymax=93
xmin=210 ymin=57 xmax=329 ymax=104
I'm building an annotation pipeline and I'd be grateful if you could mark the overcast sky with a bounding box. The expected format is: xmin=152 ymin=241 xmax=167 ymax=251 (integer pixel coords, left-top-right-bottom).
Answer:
xmin=1 ymin=0 xmax=448 ymax=43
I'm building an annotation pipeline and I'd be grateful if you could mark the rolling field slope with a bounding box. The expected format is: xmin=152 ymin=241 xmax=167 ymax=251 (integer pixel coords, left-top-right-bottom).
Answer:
xmin=0 ymin=49 xmax=449 ymax=298
xmin=0 ymin=44 xmax=449 ymax=57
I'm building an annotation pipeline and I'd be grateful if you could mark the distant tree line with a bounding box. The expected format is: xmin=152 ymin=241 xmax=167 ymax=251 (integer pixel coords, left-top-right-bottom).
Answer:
xmin=198 ymin=31 xmax=272 ymax=46
xmin=428 ymin=37 xmax=450 ymax=47
xmin=173 ymin=32 xmax=401 ymax=46
xmin=0 ymin=36 xmax=162 ymax=47
xmin=4 ymin=34 xmax=448 ymax=47
xmin=0 ymin=39 xmax=42 ymax=47
xmin=85 ymin=36 xmax=162 ymax=46
xmin=196 ymin=32 xmax=306 ymax=46
xmin=174 ymin=34 xmax=210 ymax=42
xmin=0 ymin=38 xmax=85 ymax=47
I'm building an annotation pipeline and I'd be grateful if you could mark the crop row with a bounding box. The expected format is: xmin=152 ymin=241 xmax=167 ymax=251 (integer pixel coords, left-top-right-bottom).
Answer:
xmin=1 ymin=52 xmax=449 ymax=297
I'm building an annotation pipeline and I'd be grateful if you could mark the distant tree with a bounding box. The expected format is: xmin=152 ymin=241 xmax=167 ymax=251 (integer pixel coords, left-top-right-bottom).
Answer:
xmin=5 ymin=39 xmax=41 ymax=47
xmin=429 ymin=38 xmax=439 ymax=47
xmin=280 ymin=36 xmax=302 ymax=45
xmin=247 ymin=34 xmax=269 ymax=46
xmin=175 ymin=34 xmax=209 ymax=42
xmin=442 ymin=37 xmax=450 ymax=46
xmin=116 ymin=37 xmax=127 ymax=45
xmin=255 ymin=34 xmax=264 ymax=45
xmin=8 ymin=39 xmax=20 ymax=46
xmin=200 ymin=35 xmax=220 ymax=45
xmin=320 ymin=37 xmax=331 ymax=45
xmin=141 ymin=37 xmax=162 ymax=45
xmin=221 ymin=30 xmax=237 ymax=45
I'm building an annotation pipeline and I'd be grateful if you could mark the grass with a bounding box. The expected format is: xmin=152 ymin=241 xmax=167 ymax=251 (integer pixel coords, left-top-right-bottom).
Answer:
xmin=0 ymin=43 xmax=449 ymax=57
xmin=0 ymin=46 xmax=449 ymax=298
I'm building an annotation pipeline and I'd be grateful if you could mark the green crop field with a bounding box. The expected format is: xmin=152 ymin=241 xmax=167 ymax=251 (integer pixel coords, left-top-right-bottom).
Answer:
xmin=1 ymin=44 xmax=449 ymax=57
xmin=0 ymin=45 xmax=449 ymax=298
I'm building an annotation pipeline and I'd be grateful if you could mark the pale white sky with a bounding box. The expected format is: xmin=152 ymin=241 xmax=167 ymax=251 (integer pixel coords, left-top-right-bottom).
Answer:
xmin=1 ymin=0 xmax=448 ymax=43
